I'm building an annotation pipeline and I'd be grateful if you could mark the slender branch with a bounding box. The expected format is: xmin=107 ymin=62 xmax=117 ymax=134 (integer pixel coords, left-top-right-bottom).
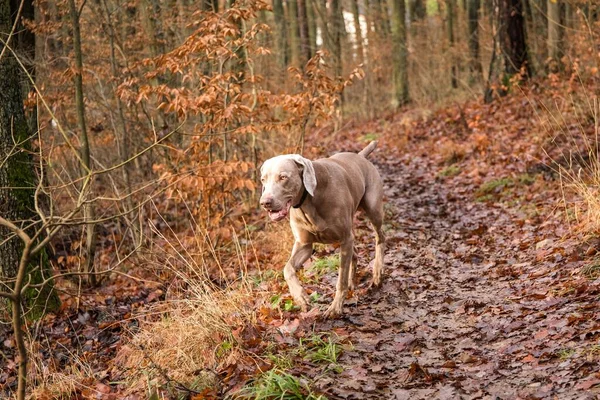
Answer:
xmin=0 ymin=0 xmax=24 ymax=62
xmin=0 ymin=217 xmax=31 ymax=244
xmin=25 ymin=244 xmax=141 ymax=290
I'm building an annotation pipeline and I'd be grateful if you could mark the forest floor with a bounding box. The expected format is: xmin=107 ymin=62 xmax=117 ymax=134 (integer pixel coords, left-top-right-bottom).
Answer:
xmin=2 ymin=82 xmax=600 ymax=399
xmin=287 ymin=86 xmax=600 ymax=399
xmin=297 ymin=135 xmax=600 ymax=399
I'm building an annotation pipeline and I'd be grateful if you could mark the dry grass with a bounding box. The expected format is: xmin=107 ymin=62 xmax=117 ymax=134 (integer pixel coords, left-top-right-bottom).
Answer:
xmin=548 ymin=96 xmax=600 ymax=234
xmin=111 ymin=206 xmax=269 ymax=396
xmin=114 ymin=285 xmax=256 ymax=393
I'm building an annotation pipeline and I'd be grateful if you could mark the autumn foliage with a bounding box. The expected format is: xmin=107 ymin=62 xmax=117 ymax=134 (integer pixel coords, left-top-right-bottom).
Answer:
xmin=2 ymin=0 xmax=600 ymax=398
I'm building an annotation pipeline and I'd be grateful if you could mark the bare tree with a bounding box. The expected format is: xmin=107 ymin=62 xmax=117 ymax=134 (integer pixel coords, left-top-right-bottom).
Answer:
xmin=68 ymin=0 xmax=97 ymax=286
xmin=467 ymin=0 xmax=482 ymax=80
xmin=297 ymin=0 xmax=311 ymax=64
xmin=391 ymin=0 xmax=409 ymax=106
xmin=446 ymin=0 xmax=458 ymax=88
xmin=500 ymin=0 xmax=530 ymax=77
xmin=547 ymin=0 xmax=563 ymax=72
xmin=287 ymin=0 xmax=301 ymax=67
xmin=274 ymin=0 xmax=289 ymax=70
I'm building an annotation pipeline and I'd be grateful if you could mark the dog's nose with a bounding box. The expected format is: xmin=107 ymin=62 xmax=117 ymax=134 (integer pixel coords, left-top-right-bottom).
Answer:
xmin=260 ymin=196 xmax=273 ymax=209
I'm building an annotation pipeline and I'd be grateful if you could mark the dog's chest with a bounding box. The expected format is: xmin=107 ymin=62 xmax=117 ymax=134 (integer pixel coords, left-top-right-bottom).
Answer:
xmin=290 ymin=209 xmax=338 ymax=243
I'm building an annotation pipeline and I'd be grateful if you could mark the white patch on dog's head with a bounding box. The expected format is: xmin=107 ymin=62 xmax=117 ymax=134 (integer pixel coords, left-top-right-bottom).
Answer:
xmin=259 ymin=155 xmax=317 ymax=221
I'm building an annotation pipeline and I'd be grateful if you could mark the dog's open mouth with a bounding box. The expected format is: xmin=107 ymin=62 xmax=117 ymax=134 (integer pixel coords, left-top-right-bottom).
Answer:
xmin=266 ymin=200 xmax=292 ymax=222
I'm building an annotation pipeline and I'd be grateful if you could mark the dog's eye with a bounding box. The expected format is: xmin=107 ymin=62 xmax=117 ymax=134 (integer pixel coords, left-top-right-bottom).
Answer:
xmin=279 ymin=175 xmax=287 ymax=181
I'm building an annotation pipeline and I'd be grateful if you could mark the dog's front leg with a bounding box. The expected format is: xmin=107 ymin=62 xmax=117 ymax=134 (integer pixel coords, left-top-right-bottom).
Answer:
xmin=284 ymin=241 xmax=313 ymax=312
xmin=324 ymin=236 xmax=353 ymax=318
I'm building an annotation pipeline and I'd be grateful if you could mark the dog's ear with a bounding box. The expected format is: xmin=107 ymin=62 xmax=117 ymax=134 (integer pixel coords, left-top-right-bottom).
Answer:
xmin=290 ymin=155 xmax=317 ymax=196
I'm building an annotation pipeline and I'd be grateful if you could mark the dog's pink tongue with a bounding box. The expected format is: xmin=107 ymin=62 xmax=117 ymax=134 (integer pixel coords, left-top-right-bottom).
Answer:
xmin=268 ymin=200 xmax=291 ymax=222
xmin=269 ymin=208 xmax=287 ymax=221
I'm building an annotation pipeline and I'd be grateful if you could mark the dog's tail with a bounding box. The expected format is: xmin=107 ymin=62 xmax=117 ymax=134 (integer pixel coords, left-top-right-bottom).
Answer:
xmin=358 ymin=141 xmax=378 ymax=158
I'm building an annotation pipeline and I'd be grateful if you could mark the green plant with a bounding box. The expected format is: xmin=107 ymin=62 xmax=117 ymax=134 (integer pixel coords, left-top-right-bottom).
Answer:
xmin=266 ymin=353 xmax=293 ymax=370
xmin=284 ymin=299 xmax=297 ymax=312
xmin=301 ymin=334 xmax=343 ymax=365
xmin=216 ymin=341 xmax=233 ymax=358
xmin=556 ymin=348 xmax=576 ymax=360
xmin=270 ymin=294 xmax=282 ymax=309
xmin=517 ymin=173 xmax=536 ymax=185
xmin=477 ymin=177 xmax=514 ymax=195
xmin=439 ymin=165 xmax=461 ymax=178
xmin=238 ymin=369 xmax=327 ymax=400
xmin=584 ymin=344 xmax=600 ymax=358
xmin=582 ymin=261 xmax=600 ymax=280
xmin=361 ymin=133 xmax=378 ymax=142
xmin=252 ymin=269 xmax=280 ymax=287
xmin=310 ymin=255 xmax=339 ymax=277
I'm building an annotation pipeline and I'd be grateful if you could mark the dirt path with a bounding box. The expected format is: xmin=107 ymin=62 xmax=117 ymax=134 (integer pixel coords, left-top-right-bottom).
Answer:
xmin=306 ymin=151 xmax=600 ymax=399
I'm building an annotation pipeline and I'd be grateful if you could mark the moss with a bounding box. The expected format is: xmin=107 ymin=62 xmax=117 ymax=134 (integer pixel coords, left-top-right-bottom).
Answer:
xmin=23 ymin=249 xmax=60 ymax=320
xmin=3 ymin=123 xmax=60 ymax=318
xmin=439 ymin=165 xmax=461 ymax=178
xmin=6 ymin=120 xmax=35 ymax=214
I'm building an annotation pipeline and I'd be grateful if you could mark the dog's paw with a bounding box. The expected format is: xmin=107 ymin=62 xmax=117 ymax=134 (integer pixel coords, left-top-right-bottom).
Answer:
xmin=294 ymin=292 xmax=311 ymax=312
xmin=348 ymin=279 xmax=356 ymax=292
xmin=368 ymin=278 xmax=382 ymax=290
xmin=323 ymin=303 xmax=343 ymax=319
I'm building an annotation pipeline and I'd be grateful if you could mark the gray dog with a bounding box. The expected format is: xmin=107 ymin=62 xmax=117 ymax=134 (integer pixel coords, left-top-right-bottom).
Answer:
xmin=259 ymin=141 xmax=385 ymax=317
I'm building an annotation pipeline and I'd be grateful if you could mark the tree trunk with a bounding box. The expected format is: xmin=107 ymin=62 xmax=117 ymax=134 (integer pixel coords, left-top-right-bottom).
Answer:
xmin=1 ymin=0 xmax=59 ymax=318
xmin=380 ymin=0 xmax=392 ymax=36
xmin=307 ymin=0 xmax=317 ymax=53
xmin=329 ymin=0 xmax=343 ymax=77
xmin=391 ymin=0 xmax=409 ymax=106
xmin=297 ymin=0 xmax=311 ymax=64
xmin=68 ymin=0 xmax=97 ymax=286
xmin=350 ymin=0 xmax=365 ymax=64
xmin=287 ymin=0 xmax=301 ymax=68
xmin=446 ymin=0 xmax=458 ymax=88
xmin=467 ymin=0 xmax=482 ymax=80
xmin=500 ymin=0 xmax=530 ymax=77
xmin=373 ymin=0 xmax=389 ymax=36
xmin=363 ymin=0 xmax=375 ymax=117
xmin=547 ymin=0 xmax=563 ymax=72
xmin=409 ymin=0 xmax=427 ymax=20
xmin=101 ymin=0 xmax=135 ymax=219
xmin=273 ymin=0 xmax=289 ymax=70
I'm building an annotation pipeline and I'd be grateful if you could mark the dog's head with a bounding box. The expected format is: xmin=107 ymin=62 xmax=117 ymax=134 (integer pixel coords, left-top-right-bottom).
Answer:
xmin=259 ymin=155 xmax=316 ymax=221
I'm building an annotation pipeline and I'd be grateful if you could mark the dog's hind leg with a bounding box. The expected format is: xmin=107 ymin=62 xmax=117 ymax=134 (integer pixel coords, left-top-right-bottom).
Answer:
xmin=348 ymin=247 xmax=358 ymax=291
xmin=362 ymin=186 xmax=385 ymax=287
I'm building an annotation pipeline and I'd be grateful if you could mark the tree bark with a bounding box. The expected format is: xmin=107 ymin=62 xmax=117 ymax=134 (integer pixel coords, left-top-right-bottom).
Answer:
xmin=307 ymin=0 xmax=317 ymax=53
xmin=1 ymin=0 xmax=59 ymax=321
xmin=287 ymin=0 xmax=301 ymax=67
xmin=547 ymin=0 xmax=563 ymax=72
xmin=499 ymin=0 xmax=530 ymax=77
xmin=297 ymin=0 xmax=311 ymax=64
xmin=391 ymin=0 xmax=409 ymax=106
xmin=329 ymin=0 xmax=343 ymax=77
xmin=68 ymin=0 xmax=97 ymax=286
xmin=350 ymin=0 xmax=365 ymax=64
xmin=446 ymin=0 xmax=458 ymax=88
xmin=467 ymin=0 xmax=482 ymax=79
xmin=273 ymin=0 xmax=289 ymax=70
xmin=409 ymin=0 xmax=427 ymax=20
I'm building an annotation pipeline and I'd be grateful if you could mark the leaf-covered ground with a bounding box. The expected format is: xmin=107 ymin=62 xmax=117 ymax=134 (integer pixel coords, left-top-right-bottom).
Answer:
xmin=301 ymin=151 xmax=600 ymax=399
xmin=3 ymin=84 xmax=600 ymax=399
xmin=283 ymin=88 xmax=600 ymax=399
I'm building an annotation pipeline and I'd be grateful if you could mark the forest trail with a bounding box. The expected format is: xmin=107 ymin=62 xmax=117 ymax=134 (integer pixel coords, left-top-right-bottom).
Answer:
xmin=300 ymin=148 xmax=600 ymax=399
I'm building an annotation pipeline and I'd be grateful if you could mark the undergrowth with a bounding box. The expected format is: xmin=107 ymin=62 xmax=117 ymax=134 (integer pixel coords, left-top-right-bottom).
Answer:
xmin=238 ymin=369 xmax=327 ymax=400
